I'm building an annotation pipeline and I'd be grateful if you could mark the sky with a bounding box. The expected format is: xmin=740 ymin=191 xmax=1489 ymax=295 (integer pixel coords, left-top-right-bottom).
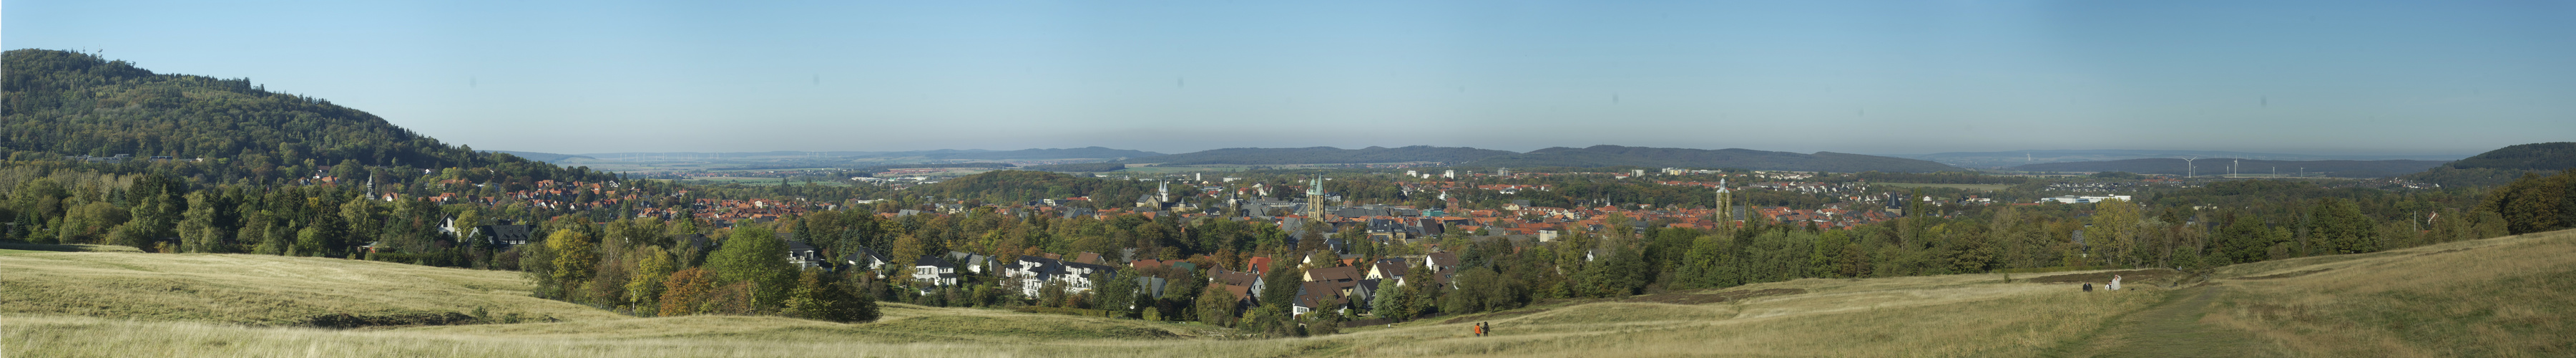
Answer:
xmin=7 ymin=1 xmax=2571 ymax=155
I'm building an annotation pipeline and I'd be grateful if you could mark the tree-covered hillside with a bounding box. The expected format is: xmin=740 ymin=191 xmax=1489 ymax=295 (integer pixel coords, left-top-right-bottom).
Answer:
xmin=2 ymin=49 xmax=604 ymax=185
xmin=1464 ymin=145 xmax=1960 ymax=173
xmin=2404 ymin=142 xmax=2576 ymax=187
xmin=1117 ymin=146 xmax=1514 ymax=165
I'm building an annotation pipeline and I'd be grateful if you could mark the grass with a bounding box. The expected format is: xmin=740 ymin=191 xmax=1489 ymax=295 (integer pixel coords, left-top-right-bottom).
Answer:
xmin=2200 ymin=230 xmax=2576 ymax=357
xmin=0 ymin=241 xmax=142 ymax=254
xmin=0 ymin=251 xmax=624 ymax=326
xmin=8 ymin=230 xmax=2575 ymax=357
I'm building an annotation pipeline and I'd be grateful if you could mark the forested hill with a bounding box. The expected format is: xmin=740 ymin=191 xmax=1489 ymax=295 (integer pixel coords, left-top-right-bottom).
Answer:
xmin=486 ymin=151 xmax=597 ymax=163
xmin=1464 ymin=145 xmax=1962 ymax=173
xmin=904 ymin=170 xmax=1153 ymax=203
xmin=2403 ymin=142 xmax=2576 ymax=187
xmin=924 ymin=147 xmax=1162 ymax=160
xmin=1 ymin=49 xmax=603 ymax=184
xmin=1115 ymin=145 xmax=1514 ymax=165
xmin=2009 ymin=158 xmax=2445 ymax=178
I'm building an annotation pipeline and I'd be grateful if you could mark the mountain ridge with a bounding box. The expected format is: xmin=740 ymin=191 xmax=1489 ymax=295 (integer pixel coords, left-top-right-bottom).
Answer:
xmin=1464 ymin=145 xmax=1962 ymax=173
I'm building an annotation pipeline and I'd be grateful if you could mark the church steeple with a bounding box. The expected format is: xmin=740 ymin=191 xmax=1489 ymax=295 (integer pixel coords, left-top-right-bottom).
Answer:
xmin=1715 ymin=178 xmax=1733 ymax=223
xmin=1306 ymin=175 xmax=1327 ymax=219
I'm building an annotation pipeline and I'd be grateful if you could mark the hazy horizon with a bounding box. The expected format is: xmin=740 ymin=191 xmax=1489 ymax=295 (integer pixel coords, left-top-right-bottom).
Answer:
xmin=9 ymin=1 xmax=2569 ymax=155
xmin=484 ymin=146 xmax=2476 ymax=160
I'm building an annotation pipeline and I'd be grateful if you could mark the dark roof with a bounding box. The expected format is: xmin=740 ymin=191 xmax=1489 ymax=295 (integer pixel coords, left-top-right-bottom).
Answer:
xmin=480 ymin=225 xmax=534 ymax=246
xmin=916 ymin=255 xmax=952 ymax=268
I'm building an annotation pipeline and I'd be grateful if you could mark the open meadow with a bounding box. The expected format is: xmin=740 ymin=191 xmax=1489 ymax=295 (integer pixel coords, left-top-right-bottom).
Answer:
xmin=7 ymin=229 xmax=2572 ymax=357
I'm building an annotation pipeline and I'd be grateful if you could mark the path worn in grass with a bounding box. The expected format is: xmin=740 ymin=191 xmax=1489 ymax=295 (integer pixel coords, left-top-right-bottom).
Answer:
xmin=2055 ymin=286 xmax=2274 ymax=358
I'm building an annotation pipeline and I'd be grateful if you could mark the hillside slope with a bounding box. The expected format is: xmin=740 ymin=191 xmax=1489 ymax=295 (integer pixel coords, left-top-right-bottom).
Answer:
xmin=10 ymin=229 xmax=2569 ymax=357
xmin=2404 ymin=142 xmax=2576 ymax=187
xmin=1 ymin=49 xmax=601 ymax=183
xmin=1466 ymin=145 xmax=1962 ymax=173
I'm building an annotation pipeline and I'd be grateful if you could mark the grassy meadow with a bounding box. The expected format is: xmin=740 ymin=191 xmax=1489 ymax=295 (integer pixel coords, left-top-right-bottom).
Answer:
xmin=7 ymin=229 xmax=2573 ymax=357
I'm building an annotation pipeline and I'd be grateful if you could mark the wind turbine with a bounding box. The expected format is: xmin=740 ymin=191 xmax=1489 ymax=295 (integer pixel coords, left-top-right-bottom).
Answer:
xmin=2180 ymin=157 xmax=2200 ymax=178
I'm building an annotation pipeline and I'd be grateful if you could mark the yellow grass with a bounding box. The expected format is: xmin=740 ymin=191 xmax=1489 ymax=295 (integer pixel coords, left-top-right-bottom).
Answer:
xmin=7 ymin=228 xmax=2572 ymax=357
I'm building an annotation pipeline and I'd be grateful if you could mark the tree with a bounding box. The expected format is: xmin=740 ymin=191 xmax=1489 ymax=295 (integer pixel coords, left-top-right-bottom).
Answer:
xmin=2090 ymin=199 xmax=2143 ymax=267
xmin=890 ymin=234 xmax=925 ymax=273
xmin=1370 ymin=278 xmax=1408 ymax=320
xmin=1197 ymin=281 xmax=1239 ymax=327
xmin=546 ymin=229 xmax=599 ymax=301
xmin=658 ymin=267 xmax=717 ymax=316
xmin=2311 ymin=198 xmax=2377 ymax=254
xmin=2484 ymin=172 xmax=2571 ymax=235
xmin=627 ymin=246 xmax=675 ymax=316
xmin=176 ymin=191 xmax=226 ymax=253
xmin=1260 ymin=262 xmax=1301 ymax=309
xmin=783 ymin=270 xmax=881 ymax=323
xmin=705 ymin=223 xmax=795 ymax=312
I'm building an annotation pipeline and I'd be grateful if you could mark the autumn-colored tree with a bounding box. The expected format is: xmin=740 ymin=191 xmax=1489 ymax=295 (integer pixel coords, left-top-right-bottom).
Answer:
xmin=627 ymin=246 xmax=675 ymax=315
xmin=547 ymin=229 xmax=598 ymax=296
xmin=657 ymin=267 xmax=716 ymax=316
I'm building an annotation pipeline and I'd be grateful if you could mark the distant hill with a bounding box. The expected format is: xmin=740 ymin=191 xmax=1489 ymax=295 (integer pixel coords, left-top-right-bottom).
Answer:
xmin=2009 ymin=158 xmax=2445 ymax=178
xmin=2402 ymin=142 xmax=2576 ymax=187
xmin=920 ymin=147 xmax=1162 ymax=160
xmin=1119 ymin=145 xmax=1514 ymax=165
xmin=484 ymin=150 xmax=597 ymax=163
xmin=1464 ymin=145 xmax=1962 ymax=173
xmin=1896 ymin=149 xmax=2468 ymax=168
xmin=577 ymin=147 xmax=1160 ymax=162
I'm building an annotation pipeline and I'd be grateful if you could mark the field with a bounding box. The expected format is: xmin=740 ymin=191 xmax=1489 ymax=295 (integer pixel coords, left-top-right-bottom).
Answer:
xmin=1872 ymin=182 xmax=2019 ymax=191
xmin=8 ymin=229 xmax=2573 ymax=357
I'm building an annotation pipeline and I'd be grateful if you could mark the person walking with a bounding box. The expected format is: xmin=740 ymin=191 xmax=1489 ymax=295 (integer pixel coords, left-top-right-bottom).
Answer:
xmin=1472 ymin=322 xmax=1484 ymax=337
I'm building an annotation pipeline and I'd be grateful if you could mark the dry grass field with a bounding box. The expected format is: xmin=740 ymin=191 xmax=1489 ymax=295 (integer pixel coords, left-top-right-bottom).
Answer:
xmin=6 ymin=229 xmax=2571 ymax=357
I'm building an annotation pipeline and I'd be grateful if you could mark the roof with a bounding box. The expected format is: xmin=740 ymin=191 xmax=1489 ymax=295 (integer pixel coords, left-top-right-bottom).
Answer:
xmin=1306 ymin=266 xmax=1362 ymax=283
xmin=916 ymin=255 xmax=952 ymax=268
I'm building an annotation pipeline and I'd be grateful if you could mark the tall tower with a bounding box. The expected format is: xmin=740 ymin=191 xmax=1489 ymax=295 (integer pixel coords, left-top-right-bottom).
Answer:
xmin=1714 ymin=178 xmax=1733 ymax=223
xmin=1306 ymin=175 xmax=1328 ymax=219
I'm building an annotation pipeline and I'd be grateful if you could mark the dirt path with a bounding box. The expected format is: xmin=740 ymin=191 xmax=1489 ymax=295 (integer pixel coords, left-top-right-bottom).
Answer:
xmin=2052 ymin=286 xmax=2273 ymax=357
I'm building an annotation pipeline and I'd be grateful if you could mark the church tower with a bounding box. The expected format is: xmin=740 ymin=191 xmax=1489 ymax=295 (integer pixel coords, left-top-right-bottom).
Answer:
xmin=1306 ymin=175 xmax=1328 ymax=220
xmin=1715 ymin=178 xmax=1733 ymax=223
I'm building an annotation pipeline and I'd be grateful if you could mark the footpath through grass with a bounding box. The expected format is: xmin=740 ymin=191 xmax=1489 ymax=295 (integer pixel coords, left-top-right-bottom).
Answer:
xmin=2047 ymin=286 xmax=2274 ymax=358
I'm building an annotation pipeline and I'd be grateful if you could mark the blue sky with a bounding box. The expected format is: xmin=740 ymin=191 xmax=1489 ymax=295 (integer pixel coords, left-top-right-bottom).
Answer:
xmin=7 ymin=1 xmax=2570 ymax=155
